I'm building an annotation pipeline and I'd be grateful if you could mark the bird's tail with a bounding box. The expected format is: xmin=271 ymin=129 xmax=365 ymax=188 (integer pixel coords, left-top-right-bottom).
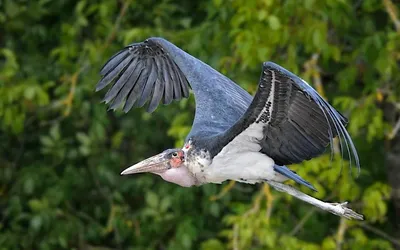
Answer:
xmin=273 ymin=165 xmax=317 ymax=192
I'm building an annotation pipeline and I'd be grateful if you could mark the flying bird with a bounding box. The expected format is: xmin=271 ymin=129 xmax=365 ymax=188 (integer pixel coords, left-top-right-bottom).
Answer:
xmin=96 ymin=37 xmax=363 ymax=220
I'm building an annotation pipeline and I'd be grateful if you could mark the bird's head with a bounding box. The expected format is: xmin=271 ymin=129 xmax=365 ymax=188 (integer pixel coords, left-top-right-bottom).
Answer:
xmin=120 ymin=148 xmax=197 ymax=187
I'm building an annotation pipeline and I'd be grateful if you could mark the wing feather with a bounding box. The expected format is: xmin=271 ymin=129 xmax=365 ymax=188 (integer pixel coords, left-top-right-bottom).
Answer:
xmin=103 ymin=57 xmax=139 ymax=103
xmin=96 ymin=37 xmax=253 ymax=139
xmin=96 ymin=38 xmax=190 ymax=113
xmin=97 ymin=55 xmax=133 ymax=91
xmin=124 ymin=62 xmax=150 ymax=112
xmin=99 ymin=50 xmax=130 ymax=76
xmin=160 ymin=58 xmax=174 ymax=105
xmin=109 ymin=63 xmax=144 ymax=110
xmin=164 ymin=57 xmax=181 ymax=99
xmin=148 ymin=78 xmax=165 ymax=112
xmin=209 ymin=62 xmax=359 ymax=171
xmin=137 ymin=58 xmax=158 ymax=107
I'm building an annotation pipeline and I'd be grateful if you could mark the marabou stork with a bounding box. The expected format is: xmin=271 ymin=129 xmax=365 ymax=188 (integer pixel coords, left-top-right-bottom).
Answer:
xmin=96 ymin=37 xmax=363 ymax=220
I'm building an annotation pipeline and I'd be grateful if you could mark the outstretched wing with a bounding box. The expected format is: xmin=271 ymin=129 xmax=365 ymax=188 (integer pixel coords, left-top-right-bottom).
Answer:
xmin=209 ymin=62 xmax=359 ymax=169
xmin=96 ymin=39 xmax=190 ymax=113
xmin=96 ymin=37 xmax=252 ymax=138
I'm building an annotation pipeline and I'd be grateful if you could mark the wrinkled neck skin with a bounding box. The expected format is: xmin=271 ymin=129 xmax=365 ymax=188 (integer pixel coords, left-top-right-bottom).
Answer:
xmin=157 ymin=166 xmax=199 ymax=187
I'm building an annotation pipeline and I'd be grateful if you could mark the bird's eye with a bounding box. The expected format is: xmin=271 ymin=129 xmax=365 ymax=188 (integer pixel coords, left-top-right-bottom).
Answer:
xmin=172 ymin=152 xmax=178 ymax=157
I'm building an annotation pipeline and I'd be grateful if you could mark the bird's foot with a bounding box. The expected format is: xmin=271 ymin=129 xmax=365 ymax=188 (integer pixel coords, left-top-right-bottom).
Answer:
xmin=326 ymin=201 xmax=364 ymax=220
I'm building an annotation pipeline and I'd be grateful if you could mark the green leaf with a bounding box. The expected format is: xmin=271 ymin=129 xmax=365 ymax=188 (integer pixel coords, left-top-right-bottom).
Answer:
xmin=268 ymin=15 xmax=281 ymax=30
xmin=24 ymin=86 xmax=36 ymax=100
xmin=30 ymin=216 xmax=42 ymax=231
xmin=146 ymin=191 xmax=159 ymax=208
xmin=24 ymin=178 xmax=35 ymax=195
xmin=201 ymin=239 xmax=225 ymax=250
xmin=160 ymin=197 xmax=171 ymax=212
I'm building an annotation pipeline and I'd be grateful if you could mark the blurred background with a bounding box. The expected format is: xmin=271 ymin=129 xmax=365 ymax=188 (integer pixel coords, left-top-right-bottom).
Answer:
xmin=1 ymin=0 xmax=400 ymax=249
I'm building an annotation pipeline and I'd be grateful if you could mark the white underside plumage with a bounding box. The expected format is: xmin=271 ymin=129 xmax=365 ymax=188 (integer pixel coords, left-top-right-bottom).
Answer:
xmin=198 ymin=75 xmax=281 ymax=185
xmin=198 ymin=122 xmax=287 ymax=184
xmin=206 ymin=151 xmax=287 ymax=184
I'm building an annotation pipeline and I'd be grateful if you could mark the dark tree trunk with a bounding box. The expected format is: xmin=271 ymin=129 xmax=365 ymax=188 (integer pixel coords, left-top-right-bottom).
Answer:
xmin=383 ymin=101 xmax=400 ymax=249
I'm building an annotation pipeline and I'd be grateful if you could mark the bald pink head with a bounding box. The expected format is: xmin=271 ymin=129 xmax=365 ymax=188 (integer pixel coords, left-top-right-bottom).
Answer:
xmin=120 ymin=148 xmax=197 ymax=187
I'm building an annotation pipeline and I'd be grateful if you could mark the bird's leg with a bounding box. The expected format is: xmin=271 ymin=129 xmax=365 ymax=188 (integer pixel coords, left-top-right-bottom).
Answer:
xmin=265 ymin=180 xmax=364 ymax=220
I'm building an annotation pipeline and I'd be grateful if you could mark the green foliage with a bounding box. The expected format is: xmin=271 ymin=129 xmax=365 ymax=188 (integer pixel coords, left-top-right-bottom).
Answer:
xmin=1 ymin=0 xmax=399 ymax=249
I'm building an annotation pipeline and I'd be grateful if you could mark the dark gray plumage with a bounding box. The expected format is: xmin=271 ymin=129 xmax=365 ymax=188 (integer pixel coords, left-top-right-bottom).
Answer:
xmin=96 ymin=41 xmax=191 ymax=113
xmin=208 ymin=62 xmax=359 ymax=168
xmin=96 ymin=37 xmax=252 ymax=140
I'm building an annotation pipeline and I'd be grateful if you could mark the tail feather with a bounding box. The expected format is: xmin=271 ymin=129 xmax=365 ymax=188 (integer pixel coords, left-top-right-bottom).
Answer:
xmin=273 ymin=165 xmax=317 ymax=192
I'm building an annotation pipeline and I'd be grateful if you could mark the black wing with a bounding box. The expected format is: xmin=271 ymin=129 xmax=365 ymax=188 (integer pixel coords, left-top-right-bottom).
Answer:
xmin=96 ymin=37 xmax=252 ymax=138
xmin=96 ymin=39 xmax=190 ymax=113
xmin=210 ymin=62 xmax=359 ymax=169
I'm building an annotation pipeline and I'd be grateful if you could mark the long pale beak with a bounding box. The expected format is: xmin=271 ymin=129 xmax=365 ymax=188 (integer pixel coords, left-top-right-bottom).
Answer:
xmin=120 ymin=152 xmax=169 ymax=175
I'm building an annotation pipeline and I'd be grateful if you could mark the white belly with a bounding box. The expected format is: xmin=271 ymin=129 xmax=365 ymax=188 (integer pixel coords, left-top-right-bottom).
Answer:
xmin=204 ymin=151 xmax=287 ymax=184
xmin=201 ymin=123 xmax=288 ymax=184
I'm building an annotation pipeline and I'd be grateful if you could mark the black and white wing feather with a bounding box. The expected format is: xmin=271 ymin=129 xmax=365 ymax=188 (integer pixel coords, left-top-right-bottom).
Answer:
xmin=210 ymin=62 xmax=359 ymax=169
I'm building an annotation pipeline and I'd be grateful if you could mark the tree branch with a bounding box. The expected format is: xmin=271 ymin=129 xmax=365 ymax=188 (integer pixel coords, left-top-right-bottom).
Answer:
xmin=358 ymin=223 xmax=400 ymax=247
xmin=209 ymin=180 xmax=236 ymax=201
xmin=388 ymin=116 xmax=400 ymax=140
xmin=262 ymin=184 xmax=274 ymax=223
xmin=289 ymin=207 xmax=317 ymax=236
xmin=233 ymin=224 xmax=239 ymax=250
xmin=104 ymin=0 xmax=132 ymax=50
xmin=336 ymin=217 xmax=348 ymax=250
xmin=289 ymin=193 xmax=336 ymax=236
xmin=383 ymin=0 xmax=400 ymax=32
xmin=61 ymin=0 xmax=132 ymax=116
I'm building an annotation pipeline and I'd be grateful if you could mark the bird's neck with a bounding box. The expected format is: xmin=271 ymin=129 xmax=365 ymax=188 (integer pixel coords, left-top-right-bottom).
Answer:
xmin=186 ymin=148 xmax=212 ymax=185
xmin=159 ymin=167 xmax=198 ymax=187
